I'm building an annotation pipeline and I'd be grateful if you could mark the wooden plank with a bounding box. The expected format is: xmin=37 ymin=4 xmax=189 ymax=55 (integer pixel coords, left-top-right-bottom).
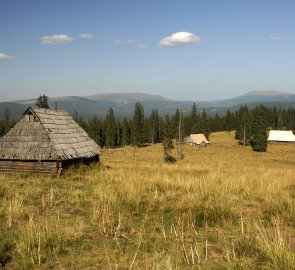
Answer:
xmin=0 ymin=160 xmax=59 ymax=175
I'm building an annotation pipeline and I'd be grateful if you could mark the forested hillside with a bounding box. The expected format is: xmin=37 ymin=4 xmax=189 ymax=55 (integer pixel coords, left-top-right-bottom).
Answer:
xmin=2 ymin=102 xmax=295 ymax=150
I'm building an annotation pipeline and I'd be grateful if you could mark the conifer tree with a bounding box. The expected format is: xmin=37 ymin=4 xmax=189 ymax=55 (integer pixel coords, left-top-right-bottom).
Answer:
xmin=163 ymin=114 xmax=173 ymax=139
xmin=172 ymin=109 xmax=181 ymax=139
xmin=251 ymin=105 xmax=268 ymax=152
xmin=121 ymin=118 xmax=131 ymax=146
xmin=211 ymin=113 xmax=222 ymax=132
xmin=276 ymin=107 xmax=284 ymax=129
xmin=87 ymin=115 xmax=100 ymax=143
xmin=36 ymin=94 xmax=50 ymax=109
xmin=98 ymin=122 xmax=106 ymax=148
xmin=116 ymin=120 xmax=122 ymax=146
xmin=200 ymin=109 xmax=211 ymax=139
xmin=190 ymin=102 xmax=200 ymax=133
xmin=235 ymin=106 xmax=252 ymax=145
xmin=73 ymin=110 xmax=78 ymax=122
xmin=149 ymin=109 xmax=160 ymax=143
xmin=3 ymin=108 xmax=11 ymax=135
xmin=0 ymin=108 xmax=11 ymax=137
xmin=87 ymin=115 xmax=106 ymax=147
xmin=224 ymin=109 xmax=233 ymax=132
xmin=105 ymin=107 xmax=117 ymax=148
xmin=132 ymin=102 xmax=144 ymax=146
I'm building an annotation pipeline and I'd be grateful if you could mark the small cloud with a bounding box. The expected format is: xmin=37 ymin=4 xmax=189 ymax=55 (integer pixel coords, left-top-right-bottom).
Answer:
xmin=138 ymin=43 xmax=148 ymax=49
xmin=0 ymin=53 xmax=14 ymax=61
xmin=269 ymin=35 xmax=282 ymax=41
xmin=113 ymin=39 xmax=134 ymax=45
xmin=159 ymin=31 xmax=200 ymax=48
xmin=79 ymin=33 xmax=93 ymax=39
xmin=41 ymin=34 xmax=73 ymax=44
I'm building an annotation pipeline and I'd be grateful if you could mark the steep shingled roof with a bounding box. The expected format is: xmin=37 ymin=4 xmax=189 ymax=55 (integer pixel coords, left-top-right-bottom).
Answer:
xmin=0 ymin=107 xmax=100 ymax=161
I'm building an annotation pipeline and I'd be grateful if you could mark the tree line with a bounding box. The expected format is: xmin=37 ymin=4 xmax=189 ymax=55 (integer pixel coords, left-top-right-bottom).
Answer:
xmin=1 ymin=95 xmax=295 ymax=152
xmin=74 ymin=103 xmax=295 ymax=152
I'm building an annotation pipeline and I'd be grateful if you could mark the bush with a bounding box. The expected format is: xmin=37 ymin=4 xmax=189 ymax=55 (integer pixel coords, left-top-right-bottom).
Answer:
xmin=0 ymin=186 xmax=5 ymax=198
xmin=162 ymin=138 xmax=176 ymax=163
xmin=164 ymin=154 xmax=176 ymax=164
xmin=0 ymin=234 xmax=14 ymax=267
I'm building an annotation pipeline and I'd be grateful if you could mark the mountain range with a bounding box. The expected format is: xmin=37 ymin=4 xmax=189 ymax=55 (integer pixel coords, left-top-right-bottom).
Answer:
xmin=1 ymin=90 xmax=295 ymax=120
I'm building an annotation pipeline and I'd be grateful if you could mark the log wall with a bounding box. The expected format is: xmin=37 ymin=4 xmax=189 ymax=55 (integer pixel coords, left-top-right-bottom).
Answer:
xmin=0 ymin=160 xmax=61 ymax=175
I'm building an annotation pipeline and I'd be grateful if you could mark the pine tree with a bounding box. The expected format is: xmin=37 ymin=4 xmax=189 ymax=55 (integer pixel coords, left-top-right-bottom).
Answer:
xmin=98 ymin=120 xmax=106 ymax=148
xmin=276 ymin=107 xmax=284 ymax=129
xmin=116 ymin=120 xmax=122 ymax=146
xmin=213 ymin=113 xmax=223 ymax=131
xmin=132 ymin=102 xmax=144 ymax=146
xmin=200 ymin=109 xmax=211 ymax=139
xmin=235 ymin=106 xmax=252 ymax=145
xmin=36 ymin=94 xmax=50 ymax=109
xmin=251 ymin=105 xmax=268 ymax=152
xmin=163 ymin=114 xmax=173 ymax=139
xmin=190 ymin=102 xmax=200 ymax=133
xmin=3 ymin=108 xmax=11 ymax=135
xmin=0 ymin=108 xmax=11 ymax=137
xmin=224 ymin=109 xmax=233 ymax=132
xmin=73 ymin=110 xmax=79 ymax=122
xmin=105 ymin=107 xmax=117 ymax=148
xmin=149 ymin=109 xmax=160 ymax=143
xmin=177 ymin=110 xmax=183 ymax=160
xmin=121 ymin=118 xmax=131 ymax=146
xmin=87 ymin=115 xmax=105 ymax=147
xmin=172 ymin=109 xmax=181 ymax=139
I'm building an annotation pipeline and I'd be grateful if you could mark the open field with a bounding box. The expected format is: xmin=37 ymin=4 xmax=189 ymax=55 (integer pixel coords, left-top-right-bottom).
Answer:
xmin=1 ymin=131 xmax=295 ymax=269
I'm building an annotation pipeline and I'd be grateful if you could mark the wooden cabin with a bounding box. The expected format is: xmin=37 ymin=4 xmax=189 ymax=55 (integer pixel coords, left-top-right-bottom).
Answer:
xmin=0 ymin=107 xmax=100 ymax=175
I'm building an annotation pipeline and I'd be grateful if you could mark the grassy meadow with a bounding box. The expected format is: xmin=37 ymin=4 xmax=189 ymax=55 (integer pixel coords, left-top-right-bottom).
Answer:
xmin=1 ymin=131 xmax=295 ymax=269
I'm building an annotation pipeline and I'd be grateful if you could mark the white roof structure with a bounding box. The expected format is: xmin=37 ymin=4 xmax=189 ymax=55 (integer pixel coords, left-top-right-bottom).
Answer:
xmin=187 ymin=134 xmax=210 ymax=145
xmin=268 ymin=130 xmax=295 ymax=143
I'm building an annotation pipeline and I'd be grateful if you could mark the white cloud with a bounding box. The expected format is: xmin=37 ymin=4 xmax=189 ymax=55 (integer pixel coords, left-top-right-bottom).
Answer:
xmin=159 ymin=32 xmax=200 ymax=48
xmin=113 ymin=39 xmax=134 ymax=45
xmin=79 ymin=33 xmax=93 ymax=39
xmin=41 ymin=34 xmax=73 ymax=44
xmin=269 ymin=35 xmax=282 ymax=41
xmin=0 ymin=53 xmax=14 ymax=61
xmin=138 ymin=43 xmax=148 ymax=49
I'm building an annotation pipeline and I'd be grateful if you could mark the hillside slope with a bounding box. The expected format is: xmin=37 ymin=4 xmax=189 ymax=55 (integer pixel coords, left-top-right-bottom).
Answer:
xmin=1 ymin=90 xmax=295 ymax=119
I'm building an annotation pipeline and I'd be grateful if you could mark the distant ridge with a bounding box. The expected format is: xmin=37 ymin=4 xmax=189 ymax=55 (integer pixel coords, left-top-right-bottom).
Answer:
xmin=243 ymin=90 xmax=291 ymax=96
xmin=1 ymin=90 xmax=295 ymax=120
xmin=84 ymin=92 xmax=170 ymax=103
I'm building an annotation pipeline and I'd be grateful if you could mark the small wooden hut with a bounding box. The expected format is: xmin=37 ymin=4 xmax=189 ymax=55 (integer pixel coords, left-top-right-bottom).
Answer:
xmin=186 ymin=134 xmax=210 ymax=147
xmin=0 ymin=107 xmax=100 ymax=175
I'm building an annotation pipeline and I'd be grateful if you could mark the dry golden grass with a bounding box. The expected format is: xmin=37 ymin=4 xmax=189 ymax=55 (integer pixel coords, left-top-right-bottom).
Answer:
xmin=1 ymin=131 xmax=295 ymax=269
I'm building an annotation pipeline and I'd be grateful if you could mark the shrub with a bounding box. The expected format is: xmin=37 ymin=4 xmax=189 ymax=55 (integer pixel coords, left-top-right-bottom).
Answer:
xmin=0 ymin=233 xmax=14 ymax=267
xmin=164 ymin=154 xmax=176 ymax=164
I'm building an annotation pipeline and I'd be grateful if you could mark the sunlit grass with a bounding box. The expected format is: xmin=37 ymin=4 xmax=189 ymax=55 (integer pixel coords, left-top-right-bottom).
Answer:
xmin=1 ymin=131 xmax=295 ymax=269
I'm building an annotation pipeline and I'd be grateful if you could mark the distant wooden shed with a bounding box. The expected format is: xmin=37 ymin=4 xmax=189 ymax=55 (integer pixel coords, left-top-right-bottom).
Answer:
xmin=268 ymin=130 xmax=295 ymax=143
xmin=0 ymin=107 xmax=100 ymax=175
xmin=186 ymin=134 xmax=210 ymax=147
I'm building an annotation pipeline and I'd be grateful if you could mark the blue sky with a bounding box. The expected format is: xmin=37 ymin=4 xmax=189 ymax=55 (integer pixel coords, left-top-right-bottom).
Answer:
xmin=0 ymin=0 xmax=294 ymax=101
